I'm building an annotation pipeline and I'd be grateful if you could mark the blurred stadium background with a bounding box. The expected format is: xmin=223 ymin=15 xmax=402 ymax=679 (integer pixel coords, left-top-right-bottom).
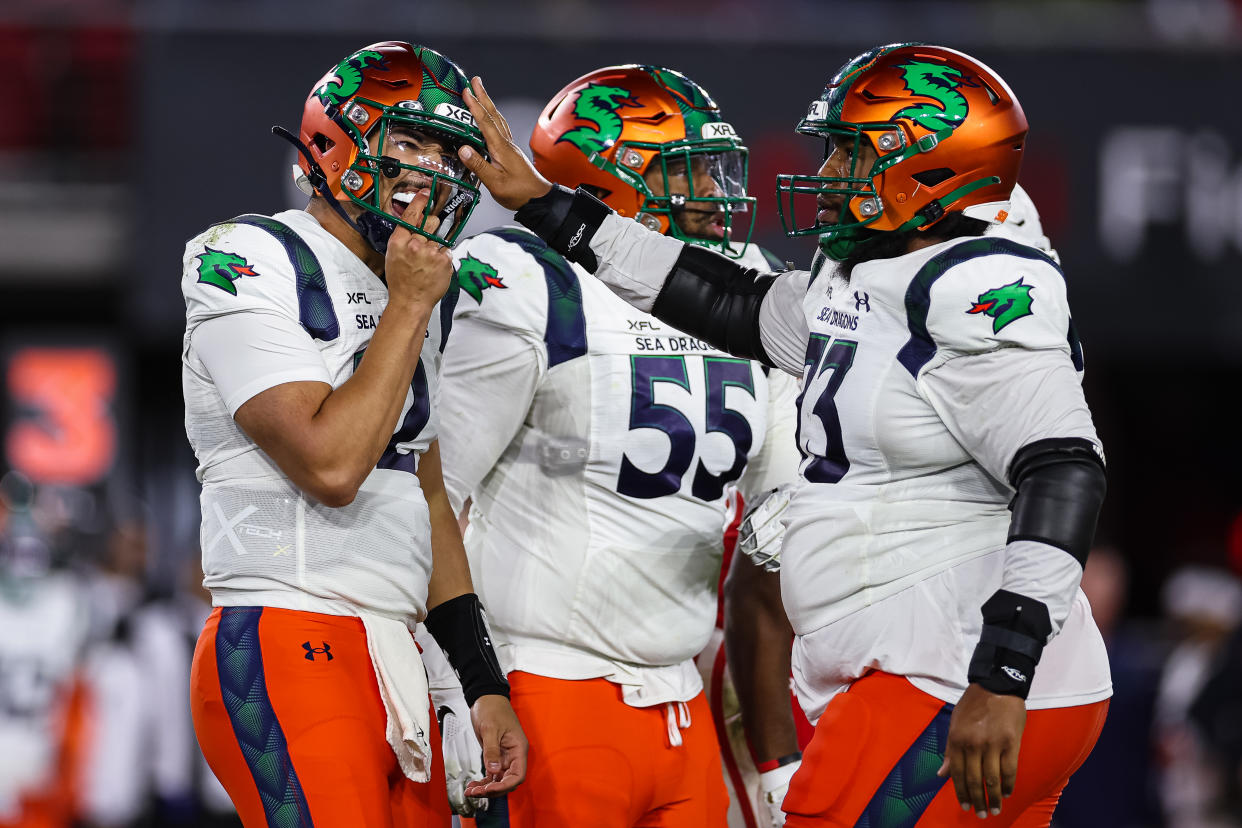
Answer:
xmin=1 ymin=0 xmax=1241 ymax=825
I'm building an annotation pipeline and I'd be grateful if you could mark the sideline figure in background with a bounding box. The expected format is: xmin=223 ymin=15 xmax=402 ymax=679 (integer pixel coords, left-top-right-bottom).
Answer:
xmin=437 ymin=65 xmax=801 ymax=827
xmin=181 ymin=41 xmax=525 ymax=828
xmin=456 ymin=42 xmax=1111 ymax=827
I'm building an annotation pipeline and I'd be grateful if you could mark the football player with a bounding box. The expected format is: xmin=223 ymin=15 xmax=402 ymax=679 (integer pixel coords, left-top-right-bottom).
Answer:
xmin=180 ymin=41 xmax=526 ymax=827
xmin=436 ymin=65 xmax=801 ymax=827
xmin=456 ymin=42 xmax=1112 ymax=827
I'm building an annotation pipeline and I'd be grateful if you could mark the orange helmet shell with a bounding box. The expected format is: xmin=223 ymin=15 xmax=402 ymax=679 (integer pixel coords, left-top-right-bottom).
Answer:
xmin=797 ymin=44 xmax=1027 ymax=233
xmin=530 ymin=65 xmax=740 ymax=234
xmin=297 ymin=41 xmax=484 ymax=203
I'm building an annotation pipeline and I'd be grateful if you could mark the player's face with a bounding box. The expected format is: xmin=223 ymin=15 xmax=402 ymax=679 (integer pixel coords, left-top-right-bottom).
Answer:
xmin=643 ymin=155 xmax=728 ymax=241
xmin=376 ymin=125 xmax=467 ymax=227
xmin=814 ymin=133 xmax=878 ymax=226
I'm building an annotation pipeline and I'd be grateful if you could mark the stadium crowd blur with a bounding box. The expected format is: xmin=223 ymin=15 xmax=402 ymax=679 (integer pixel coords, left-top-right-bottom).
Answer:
xmin=3 ymin=0 xmax=1242 ymax=825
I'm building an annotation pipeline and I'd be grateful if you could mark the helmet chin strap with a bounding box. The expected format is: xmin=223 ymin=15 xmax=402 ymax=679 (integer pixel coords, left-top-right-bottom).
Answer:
xmin=271 ymin=125 xmax=395 ymax=253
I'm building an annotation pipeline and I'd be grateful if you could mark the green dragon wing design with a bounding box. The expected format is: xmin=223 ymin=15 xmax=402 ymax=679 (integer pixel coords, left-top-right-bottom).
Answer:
xmin=457 ymin=255 xmax=506 ymax=303
xmin=967 ymin=278 xmax=1034 ymax=333
xmin=558 ymin=84 xmax=640 ymax=155
xmin=196 ymin=247 xmax=259 ymax=296
xmin=892 ymin=60 xmax=972 ymax=132
xmin=315 ymin=49 xmax=386 ymax=106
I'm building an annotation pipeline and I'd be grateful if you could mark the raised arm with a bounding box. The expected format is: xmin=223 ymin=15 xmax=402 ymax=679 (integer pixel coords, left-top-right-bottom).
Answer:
xmin=456 ymin=77 xmax=804 ymax=371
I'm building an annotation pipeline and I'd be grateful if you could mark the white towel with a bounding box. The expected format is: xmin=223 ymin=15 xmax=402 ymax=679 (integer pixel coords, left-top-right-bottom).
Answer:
xmin=360 ymin=613 xmax=433 ymax=782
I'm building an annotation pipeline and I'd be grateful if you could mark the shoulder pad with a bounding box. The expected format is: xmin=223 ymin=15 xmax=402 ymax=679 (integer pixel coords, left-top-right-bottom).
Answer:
xmin=452 ymin=228 xmax=587 ymax=366
xmin=898 ymin=237 xmax=1080 ymax=377
xmin=182 ymin=217 xmax=301 ymax=327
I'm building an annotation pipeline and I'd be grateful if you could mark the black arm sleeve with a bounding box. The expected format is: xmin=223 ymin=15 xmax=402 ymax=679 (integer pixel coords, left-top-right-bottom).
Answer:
xmin=1007 ymin=437 xmax=1107 ymax=567
xmin=651 ymin=245 xmax=777 ymax=364
xmin=967 ymin=437 xmax=1107 ymax=698
xmin=516 ymin=185 xmax=778 ymax=364
xmin=424 ymin=593 xmax=509 ymax=706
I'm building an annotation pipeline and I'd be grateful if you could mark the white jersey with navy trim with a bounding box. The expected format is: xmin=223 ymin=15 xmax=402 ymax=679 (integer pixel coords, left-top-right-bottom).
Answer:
xmin=579 ymin=211 xmax=1111 ymax=717
xmin=181 ymin=209 xmax=453 ymax=624
xmin=439 ymin=228 xmax=800 ymax=704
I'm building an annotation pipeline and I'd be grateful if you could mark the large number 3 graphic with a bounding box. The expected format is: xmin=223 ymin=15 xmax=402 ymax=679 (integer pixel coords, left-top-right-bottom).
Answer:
xmin=616 ymin=355 xmax=754 ymax=501
xmin=796 ymin=335 xmax=857 ymax=483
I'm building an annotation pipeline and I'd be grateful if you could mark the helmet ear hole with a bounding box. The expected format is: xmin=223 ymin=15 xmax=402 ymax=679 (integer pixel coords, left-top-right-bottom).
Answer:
xmin=912 ymin=168 xmax=955 ymax=187
xmin=312 ymin=133 xmax=335 ymax=154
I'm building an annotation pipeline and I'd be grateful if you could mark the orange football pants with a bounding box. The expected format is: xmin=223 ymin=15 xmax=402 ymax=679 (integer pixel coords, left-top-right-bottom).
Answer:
xmin=505 ymin=671 xmax=729 ymax=827
xmin=191 ymin=606 xmax=450 ymax=828
xmin=783 ymin=671 xmax=1108 ymax=827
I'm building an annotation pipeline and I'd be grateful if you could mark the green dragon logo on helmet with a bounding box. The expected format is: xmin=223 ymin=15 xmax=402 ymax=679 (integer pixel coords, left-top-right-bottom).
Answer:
xmin=967 ymin=278 xmax=1034 ymax=333
xmin=456 ymin=256 xmax=506 ymax=304
xmin=315 ymin=49 xmax=387 ymax=106
xmin=892 ymin=60 xmax=972 ymax=133
xmin=558 ymin=84 xmax=641 ymax=155
xmin=196 ymin=247 xmax=258 ymax=296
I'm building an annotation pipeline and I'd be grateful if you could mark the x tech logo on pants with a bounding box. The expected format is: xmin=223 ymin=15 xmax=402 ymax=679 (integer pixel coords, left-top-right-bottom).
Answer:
xmin=302 ymin=641 xmax=333 ymax=661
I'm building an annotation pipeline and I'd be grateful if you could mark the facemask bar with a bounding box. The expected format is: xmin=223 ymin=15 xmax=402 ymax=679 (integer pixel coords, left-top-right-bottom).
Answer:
xmin=340 ymin=111 xmax=482 ymax=247
xmin=621 ymin=139 xmax=757 ymax=257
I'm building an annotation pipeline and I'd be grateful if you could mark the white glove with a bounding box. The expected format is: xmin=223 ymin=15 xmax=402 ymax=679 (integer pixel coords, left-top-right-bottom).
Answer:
xmin=737 ymin=485 xmax=794 ymax=572
xmin=418 ymin=626 xmax=488 ymax=816
xmin=759 ymin=760 xmax=800 ymax=827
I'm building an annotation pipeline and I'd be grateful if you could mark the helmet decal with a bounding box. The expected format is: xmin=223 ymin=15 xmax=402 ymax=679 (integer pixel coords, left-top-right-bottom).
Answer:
xmin=892 ymin=60 xmax=973 ymax=132
xmin=557 ymin=84 xmax=640 ymax=155
xmin=315 ymin=49 xmax=388 ymax=106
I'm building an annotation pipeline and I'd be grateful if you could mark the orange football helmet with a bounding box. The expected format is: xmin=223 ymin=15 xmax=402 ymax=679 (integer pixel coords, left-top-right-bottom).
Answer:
xmin=284 ymin=41 xmax=487 ymax=250
xmin=530 ymin=65 xmax=755 ymax=256
xmin=776 ymin=43 xmax=1028 ymax=261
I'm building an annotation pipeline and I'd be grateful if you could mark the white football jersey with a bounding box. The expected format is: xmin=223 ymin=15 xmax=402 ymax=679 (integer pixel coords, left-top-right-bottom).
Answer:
xmin=182 ymin=209 xmax=451 ymax=624
xmin=0 ymin=575 xmax=88 ymax=816
xmin=581 ymin=213 xmax=1112 ymax=717
xmin=439 ymin=229 xmax=799 ymax=703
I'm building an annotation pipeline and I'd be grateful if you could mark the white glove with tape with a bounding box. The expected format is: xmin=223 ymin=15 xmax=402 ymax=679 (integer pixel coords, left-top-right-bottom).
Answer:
xmin=759 ymin=760 xmax=800 ymax=827
xmin=418 ymin=626 xmax=488 ymax=816
xmin=737 ymin=485 xmax=794 ymax=572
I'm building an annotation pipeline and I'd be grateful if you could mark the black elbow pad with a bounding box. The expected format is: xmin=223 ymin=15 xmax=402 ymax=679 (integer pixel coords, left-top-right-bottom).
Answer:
xmin=652 ymin=245 xmax=776 ymax=363
xmin=1007 ymin=437 xmax=1107 ymax=568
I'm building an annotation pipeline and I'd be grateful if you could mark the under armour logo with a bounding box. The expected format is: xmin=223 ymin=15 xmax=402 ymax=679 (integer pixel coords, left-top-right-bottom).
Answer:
xmin=854 ymin=291 xmax=871 ymax=312
xmin=302 ymin=641 xmax=333 ymax=661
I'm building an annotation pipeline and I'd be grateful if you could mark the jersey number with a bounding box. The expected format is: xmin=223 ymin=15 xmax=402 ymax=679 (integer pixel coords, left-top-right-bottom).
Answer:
xmin=617 ymin=355 xmax=754 ymax=501
xmin=355 ymin=350 xmax=430 ymax=474
xmin=796 ymin=335 xmax=857 ymax=483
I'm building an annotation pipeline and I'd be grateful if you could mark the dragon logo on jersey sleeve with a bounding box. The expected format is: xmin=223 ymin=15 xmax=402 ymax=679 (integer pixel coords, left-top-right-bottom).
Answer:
xmin=456 ymin=255 xmax=507 ymax=303
xmin=557 ymin=84 xmax=641 ymax=155
xmin=196 ymin=247 xmax=259 ymax=295
xmin=967 ymin=278 xmax=1034 ymax=333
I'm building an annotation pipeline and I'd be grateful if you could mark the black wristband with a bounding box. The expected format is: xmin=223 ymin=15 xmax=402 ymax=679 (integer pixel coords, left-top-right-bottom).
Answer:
xmin=515 ymin=184 xmax=612 ymax=271
xmin=424 ymin=593 xmax=509 ymax=706
xmin=966 ymin=589 xmax=1052 ymax=699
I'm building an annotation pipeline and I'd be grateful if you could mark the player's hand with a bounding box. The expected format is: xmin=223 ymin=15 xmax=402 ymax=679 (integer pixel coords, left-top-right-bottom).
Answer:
xmin=384 ymin=214 xmax=453 ymax=311
xmin=434 ymin=691 xmax=489 ymax=816
xmin=457 ymin=76 xmax=553 ymax=210
xmin=738 ymin=485 xmax=794 ymax=572
xmin=465 ymin=694 xmax=527 ymax=797
xmin=759 ymin=760 xmax=800 ymax=826
xmin=937 ymin=683 xmax=1026 ymax=818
